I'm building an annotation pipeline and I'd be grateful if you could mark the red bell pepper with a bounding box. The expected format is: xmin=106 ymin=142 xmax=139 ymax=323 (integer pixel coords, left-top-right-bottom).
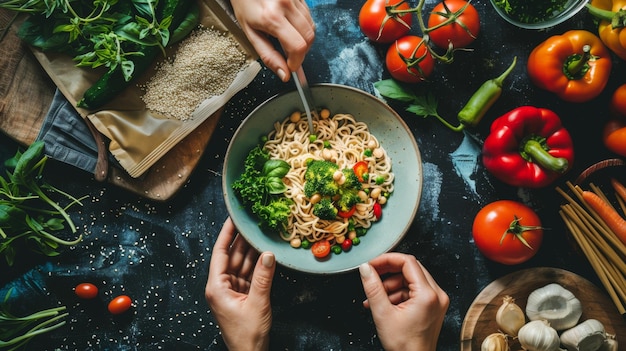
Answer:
xmin=482 ymin=106 xmax=574 ymax=188
xmin=527 ymin=30 xmax=612 ymax=103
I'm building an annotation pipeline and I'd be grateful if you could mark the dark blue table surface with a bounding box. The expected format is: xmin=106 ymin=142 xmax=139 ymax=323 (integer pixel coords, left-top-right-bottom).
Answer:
xmin=1 ymin=0 xmax=625 ymax=350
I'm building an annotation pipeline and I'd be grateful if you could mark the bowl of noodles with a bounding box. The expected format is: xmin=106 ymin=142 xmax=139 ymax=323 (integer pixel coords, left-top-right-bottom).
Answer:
xmin=223 ymin=84 xmax=422 ymax=274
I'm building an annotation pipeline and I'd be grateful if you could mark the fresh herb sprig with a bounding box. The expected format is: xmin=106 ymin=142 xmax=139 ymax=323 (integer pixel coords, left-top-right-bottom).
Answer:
xmin=0 ymin=141 xmax=86 ymax=266
xmin=0 ymin=288 xmax=67 ymax=350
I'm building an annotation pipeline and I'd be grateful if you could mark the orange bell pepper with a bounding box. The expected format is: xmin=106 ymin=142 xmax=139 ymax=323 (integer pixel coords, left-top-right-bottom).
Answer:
xmin=586 ymin=0 xmax=626 ymax=60
xmin=527 ymin=30 xmax=612 ymax=103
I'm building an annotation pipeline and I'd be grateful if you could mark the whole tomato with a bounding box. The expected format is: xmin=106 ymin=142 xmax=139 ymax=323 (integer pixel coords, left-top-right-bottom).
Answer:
xmin=359 ymin=0 xmax=413 ymax=43
xmin=385 ymin=35 xmax=435 ymax=83
xmin=108 ymin=295 xmax=132 ymax=315
xmin=75 ymin=283 xmax=99 ymax=299
xmin=603 ymin=84 xmax=626 ymax=157
xmin=427 ymin=0 xmax=480 ymax=49
xmin=472 ymin=200 xmax=544 ymax=265
xmin=609 ymin=83 xmax=626 ymax=118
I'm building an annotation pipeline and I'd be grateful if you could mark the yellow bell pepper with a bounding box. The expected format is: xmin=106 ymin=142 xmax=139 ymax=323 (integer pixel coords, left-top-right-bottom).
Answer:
xmin=587 ymin=0 xmax=626 ymax=60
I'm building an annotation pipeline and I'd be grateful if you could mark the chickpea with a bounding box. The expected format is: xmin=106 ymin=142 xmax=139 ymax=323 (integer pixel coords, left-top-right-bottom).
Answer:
xmin=290 ymin=238 xmax=302 ymax=248
xmin=333 ymin=170 xmax=343 ymax=181
xmin=290 ymin=111 xmax=302 ymax=123
xmin=372 ymin=148 xmax=384 ymax=158
xmin=335 ymin=235 xmax=345 ymax=244
xmin=310 ymin=193 xmax=322 ymax=204
xmin=320 ymin=108 xmax=331 ymax=119
xmin=367 ymin=140 xmax=377 ymax=149
xmin=358 ymin=190 xmax=369 ymax=202
xmin=322 ymin=148 xmax=333 ymax=160
xmin=286 ymin=123 xmax=295 ymax=134
xmin=378 ymin=196 xmax=387 ymax=205
xmin=348 ymin=231 xmax=357 ymax=240
xmin=370 ymin=187 xmax=382 ymax=199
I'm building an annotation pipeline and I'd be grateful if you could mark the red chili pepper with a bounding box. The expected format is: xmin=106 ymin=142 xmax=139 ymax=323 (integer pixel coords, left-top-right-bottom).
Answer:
xmin=373 ymin=202 xmax=382 ymax=219
xmin=482 ymin=106 xmax=575 ymax=188
xmin=527 ymin=30 xmax=612 ymax=103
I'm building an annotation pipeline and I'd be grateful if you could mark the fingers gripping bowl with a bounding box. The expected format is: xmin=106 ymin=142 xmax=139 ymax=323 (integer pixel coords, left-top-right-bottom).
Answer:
xmin=222 ymin=84 xmax=422 ymax=274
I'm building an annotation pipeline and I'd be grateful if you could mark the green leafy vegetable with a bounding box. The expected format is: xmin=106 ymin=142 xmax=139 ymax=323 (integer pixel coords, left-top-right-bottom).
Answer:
xmin=232 ymin=145 xmax=293 ymax=233
xmin=0 ymin=141 xmax=86 ymax=266
xmin=0 ymin=288 xmax=67 ymax=350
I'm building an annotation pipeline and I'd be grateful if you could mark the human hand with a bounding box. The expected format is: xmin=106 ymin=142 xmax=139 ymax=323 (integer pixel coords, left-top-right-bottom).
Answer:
xmin=229 ymin=0 xmax=315 ymax=82
xmin=359 ymin=253 xmax=449 ymax=351
xmin=205 ymin=217 xmax=276 ymax=351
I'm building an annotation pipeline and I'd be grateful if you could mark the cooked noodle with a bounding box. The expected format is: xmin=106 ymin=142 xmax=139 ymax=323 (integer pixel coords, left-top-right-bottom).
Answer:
xmin=263 ymin=112 xmax=394 ymax=247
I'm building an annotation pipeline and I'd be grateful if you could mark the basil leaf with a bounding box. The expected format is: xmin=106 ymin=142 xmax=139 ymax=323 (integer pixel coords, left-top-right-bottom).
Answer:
xmin=374 ymin=79 xmax=418 ymax=102
xmin=266 ymin=177 xmax=287 ymax=194
xmin=263 ymin=160 xmax=290 ymax=178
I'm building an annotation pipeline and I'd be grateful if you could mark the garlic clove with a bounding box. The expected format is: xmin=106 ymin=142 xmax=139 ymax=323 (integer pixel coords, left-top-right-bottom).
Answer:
xmin=496 ymin=295 xmax=526 ymax=337
xmin=518 ymin=320 xmax=561 ymax=351
xmin=481 ymin=332 xmax=508 ymax=351
xmin=525 ymin=283 xmax=582 ymax=331
xmin=560 ymin=319 xmax=607 ymax=351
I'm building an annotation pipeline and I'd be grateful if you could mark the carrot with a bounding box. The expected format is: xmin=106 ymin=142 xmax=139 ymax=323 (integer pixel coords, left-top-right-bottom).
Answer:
xmin=582 ymin=190 xmax=626 ymax=245
xmin=611 ymin=178 xmax=626 ymax=203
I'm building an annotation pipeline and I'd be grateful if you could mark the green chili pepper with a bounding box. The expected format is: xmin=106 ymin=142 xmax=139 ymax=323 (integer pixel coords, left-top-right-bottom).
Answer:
xmin=457 ymin=56 xmax=517 ymax=128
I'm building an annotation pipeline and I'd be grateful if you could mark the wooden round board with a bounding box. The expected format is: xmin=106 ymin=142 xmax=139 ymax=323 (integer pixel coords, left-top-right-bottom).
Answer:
xmin=460 ymin=267 xmax=626 ymax=350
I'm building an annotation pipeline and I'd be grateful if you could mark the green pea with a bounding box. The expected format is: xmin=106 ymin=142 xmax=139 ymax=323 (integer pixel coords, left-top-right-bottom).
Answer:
xmin=363 ymin=149 xmax=373 ymax=157
xmin=331 ymin=245 xmax=342 ymax=254
xmin=375 ymin=176 xmax=385 ymax=185
xmin=352 ymin=237 xmax=361 ymax=246
xmin=309 ymin=134 xmax=317 ymax=142
xmin=301 ymin=239 xmax=311 ymax=249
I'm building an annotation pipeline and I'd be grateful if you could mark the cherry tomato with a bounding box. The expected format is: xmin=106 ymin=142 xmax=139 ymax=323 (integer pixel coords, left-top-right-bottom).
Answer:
xmin=337 ymin=205 xmax=357 ymax=218
xmin=385 ymin=35 xmax=435 ymax=83
xmin=74 ymin=283 xmax=99 ymax=299
xmin=609 ymin=84 xmax=626 ymax=118
xmin=311 ymin=240 xmax=331 ymax=258
xmin=353 ymin=161 xmax=369 ymax=182
xmin=341 ymin=238 xmax=353 ymax=252
xmin=472 ymin=200 xmax=543 ymax=265
xmin=359 ymin=0 xmax=413 ymax=43
xmin=108 ymin=295 xmax=132 ymax=315
xmin=427 ymin=0 xmax=480 ymax=49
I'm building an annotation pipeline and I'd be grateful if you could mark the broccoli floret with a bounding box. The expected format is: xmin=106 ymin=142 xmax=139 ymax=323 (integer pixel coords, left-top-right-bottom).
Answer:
xmin=245 ymin=145 xmax=270 ymax=171
xmin=304 ymin=160 xmax=340 ymax=197
xmin=341 ymin=168 xmax=362 ymax=190
xmin=252 ymin=197 xmax=293 ymax=232
xmin=312 ymin=198 xmax=338 ymax=220
xmin=337 ymin=189 xmax=361 ymax=212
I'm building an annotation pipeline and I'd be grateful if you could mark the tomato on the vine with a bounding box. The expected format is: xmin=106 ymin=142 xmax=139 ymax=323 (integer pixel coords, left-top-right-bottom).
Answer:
xmin=385 ymin=35 xmax=434 ymax=83
xmin=609 ymin=84 xmax=626 ymax=118
xmin=359 ymin=0 xmax=413 ymax=43
xmin=427 ymin=0 xmax=480 ymax=49
xmin=472 ymin=200 xmax=543 ymax=265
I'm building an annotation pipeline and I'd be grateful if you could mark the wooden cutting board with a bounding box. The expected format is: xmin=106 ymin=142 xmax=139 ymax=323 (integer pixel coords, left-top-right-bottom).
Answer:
xmin=460 ymin=267 xmax=626 ymax=350
xmin=0 ymin=9 xmax=221 ymax=201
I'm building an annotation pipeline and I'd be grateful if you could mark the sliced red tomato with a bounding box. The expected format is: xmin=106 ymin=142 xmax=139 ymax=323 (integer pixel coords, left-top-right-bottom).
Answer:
xmin=353 ymin=161 xmax=369 ymax=182
xmin=311 ymin=240 xmax=331 ymax=258
xmin=338 ymin=205 xmax=357 ymax=218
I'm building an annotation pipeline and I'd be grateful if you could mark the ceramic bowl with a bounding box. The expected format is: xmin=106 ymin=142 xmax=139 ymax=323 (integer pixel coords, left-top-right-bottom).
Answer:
xmin=490 ymin=0 xmax=588 ymax=30
xmin=222 ymin=84 xmax=422 ymax=274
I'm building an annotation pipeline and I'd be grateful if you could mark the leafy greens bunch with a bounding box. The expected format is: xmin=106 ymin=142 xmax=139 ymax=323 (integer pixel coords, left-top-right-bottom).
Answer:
xmin=1 ymin=0 xmax=199 ymax=108
xmin=0 ymin=141 xmax=86 ymax=266
xmin=232 ymin=145 xmax=293 ymax=233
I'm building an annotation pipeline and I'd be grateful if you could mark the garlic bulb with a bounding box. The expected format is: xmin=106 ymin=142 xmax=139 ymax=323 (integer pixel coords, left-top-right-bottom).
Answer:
xmin=496 ymin=295 xmax=526 ymax=336
xmin=599 ymin=334 xmax=618 ymax=351
xmin=560 ymin=319 xmax=606 ymax=351
xmin=481 ymin=332 xmax=508 ymax=351
xmin=518 ymin=320 xmax=561 ymax=351
xmin=525 ymin=283 xmax=582 ymax=331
